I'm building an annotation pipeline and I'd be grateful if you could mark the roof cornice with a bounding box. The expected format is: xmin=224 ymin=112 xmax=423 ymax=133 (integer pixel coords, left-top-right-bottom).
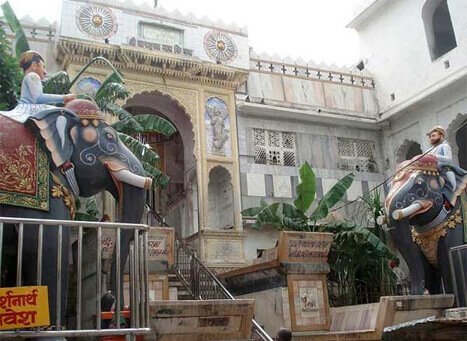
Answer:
xmin=57 ymin=37 xmax=249 ymax=89
xmin=347 ymin=0 xmax=392 ymax=29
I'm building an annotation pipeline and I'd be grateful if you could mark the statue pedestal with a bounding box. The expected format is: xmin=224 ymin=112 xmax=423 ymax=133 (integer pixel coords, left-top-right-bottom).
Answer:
xmin=219 ymin=231 xmax=334 ymax=334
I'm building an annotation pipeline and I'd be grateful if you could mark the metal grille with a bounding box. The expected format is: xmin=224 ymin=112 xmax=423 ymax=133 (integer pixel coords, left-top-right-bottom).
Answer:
xmin=253 ymin=129 xmax=297 ymax=167
xmin=338 ymin=138 xmax=378 ymax=173
xmin=0 ymin=216 xmax=150 ymax=339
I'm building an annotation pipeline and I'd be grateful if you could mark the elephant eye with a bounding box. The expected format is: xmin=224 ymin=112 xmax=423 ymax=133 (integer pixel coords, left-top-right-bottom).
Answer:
xmin=416 ymin=179 xmax=423 ymax=185
xmin=106 ymin=133 xmax=114 ymax=139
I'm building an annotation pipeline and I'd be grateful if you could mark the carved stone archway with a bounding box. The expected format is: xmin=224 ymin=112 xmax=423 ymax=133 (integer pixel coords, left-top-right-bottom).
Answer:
xmin=395 ymin=139 xmax=423 ymax=164
xmin=124 ymin=90 xmax=197 ymax=236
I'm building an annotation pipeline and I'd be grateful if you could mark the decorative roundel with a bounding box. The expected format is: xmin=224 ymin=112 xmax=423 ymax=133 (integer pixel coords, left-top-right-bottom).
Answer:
xmin=76 ymin=77 xmax=102 ymax=97
xmin=76 ymin=5 xmax=117 ymax=39
xmin=204 ymin=30 xmax=238 ymax=63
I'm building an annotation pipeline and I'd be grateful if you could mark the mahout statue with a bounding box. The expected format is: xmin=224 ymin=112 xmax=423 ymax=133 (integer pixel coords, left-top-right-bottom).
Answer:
xmin=384 ymin=126 xmax=466 ymax=304
xmin=0 ymin=51 xmax=151 ymax=327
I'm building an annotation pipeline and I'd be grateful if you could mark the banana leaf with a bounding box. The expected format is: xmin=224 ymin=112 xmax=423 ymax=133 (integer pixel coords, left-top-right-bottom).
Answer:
xmin=95 ymin=82 xmax=129 ymax=109
xmin=117 ymin=132 xmax=159 ymax=166
xmin=42 ymin=71 xmax=71 ymax=95
xmin=1 ymin=1 xmax=29 ymax=58
xmin=133 ymin=114 xmax=176 ymax=136
xmin=294 ymin=161 xmax=316 ymax=213
xmin=309 ymin=173 xmax=354 ymax=222
xmin=94 ymin=70 xmax=124 ymax=100
xmin=251 ymin=203 xmax=281 ymax=230
xmin=142 ymin=161 xmax=169 ymax=188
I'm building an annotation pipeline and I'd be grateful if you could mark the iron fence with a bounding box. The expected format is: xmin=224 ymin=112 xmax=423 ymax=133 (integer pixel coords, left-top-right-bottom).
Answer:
xmin=0 ymin=216 xmax=150 ymax=339
xmin=328 ymin=279 xmax=411 ymax=307
xmin=449 ymin=244 xmax=467 ymax=307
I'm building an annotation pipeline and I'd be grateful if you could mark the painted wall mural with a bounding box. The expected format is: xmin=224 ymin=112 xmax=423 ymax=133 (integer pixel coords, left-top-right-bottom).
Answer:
xmin=205 ymin=97 xmax=231 ymax=156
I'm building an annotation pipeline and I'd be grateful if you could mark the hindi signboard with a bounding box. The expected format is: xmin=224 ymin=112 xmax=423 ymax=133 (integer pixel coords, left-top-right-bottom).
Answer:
xmin=0 ymin=286 xmax=50 ymax=330
xmin=278 ymin=231 xmax=333 ymax=264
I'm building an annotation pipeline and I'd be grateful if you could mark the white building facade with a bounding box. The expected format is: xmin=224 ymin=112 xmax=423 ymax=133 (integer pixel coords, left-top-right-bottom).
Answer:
xmin=1 ymin=0 xmax=465 ymax=266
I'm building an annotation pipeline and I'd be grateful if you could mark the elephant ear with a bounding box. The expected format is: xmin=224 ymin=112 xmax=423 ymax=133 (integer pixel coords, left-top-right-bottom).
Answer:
xmin=28 ymin=108 xmax=80 ymax=168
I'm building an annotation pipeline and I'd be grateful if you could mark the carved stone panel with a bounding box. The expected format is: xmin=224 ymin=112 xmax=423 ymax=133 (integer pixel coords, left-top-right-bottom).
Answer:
xmin=205 ymin=97 xmax=231 ymax=157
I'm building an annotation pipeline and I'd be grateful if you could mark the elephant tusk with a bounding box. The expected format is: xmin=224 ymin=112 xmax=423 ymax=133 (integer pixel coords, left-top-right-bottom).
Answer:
xmin=110 ymin=169 xmax=152 ymax=190
xmin=376 ymin=214 xmax=387 ymax=226
xmin=392 ymin=202 xmax=423 ymax=221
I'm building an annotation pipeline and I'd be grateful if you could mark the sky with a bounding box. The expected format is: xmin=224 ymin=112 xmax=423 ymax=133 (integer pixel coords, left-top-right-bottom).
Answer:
xmin=3 ymin=0 xmax=366 ymax=66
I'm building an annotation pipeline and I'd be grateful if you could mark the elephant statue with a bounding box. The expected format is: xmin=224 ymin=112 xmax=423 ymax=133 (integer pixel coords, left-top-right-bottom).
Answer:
xmin=0 ymin=99 xmax=152 ymax=326
xmin=384 ymin=154 xmax=467 ymax=303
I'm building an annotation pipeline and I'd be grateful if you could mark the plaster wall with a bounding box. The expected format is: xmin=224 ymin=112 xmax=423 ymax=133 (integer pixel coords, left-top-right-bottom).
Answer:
xmin=238 ymin=113 xmax=386 ymax=213
xmin=238 ymin=287 xmax=290 ymax=336
xmin=381 ymin=79 xmax=467 ymax=175
xmin=247 ymin=71 xmax=378 ymax=116
xmin=59 ymin=0 xmax=250 ymax=69
xmin=243 ymin=226 xmax=280 ymax=263
xmin=354 ymin=0 xmax=467 ymax=115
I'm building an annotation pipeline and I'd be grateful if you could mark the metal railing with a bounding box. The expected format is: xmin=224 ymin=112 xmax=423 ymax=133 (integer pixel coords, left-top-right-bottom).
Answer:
xmin=175 ymin=240 xmax=273 ymax=341
xmin=0 ymin=216 xmax=150 ymax=339
xmin=147 ymin=210 xmax=273 ymax=341
xmin=449 ymin=244 xmax=467 ymax=307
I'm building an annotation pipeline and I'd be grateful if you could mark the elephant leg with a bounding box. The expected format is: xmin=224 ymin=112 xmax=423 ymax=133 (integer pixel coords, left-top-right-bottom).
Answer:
xmin=22 ymin=224 xmax=70 ymax=326
xmin=1 ymin=224 xmax=18 ymax=287
xmin=390 ymin=222 xmax=426 ymax=294
xmin=438 ymin=224 xmax=464 ymax=295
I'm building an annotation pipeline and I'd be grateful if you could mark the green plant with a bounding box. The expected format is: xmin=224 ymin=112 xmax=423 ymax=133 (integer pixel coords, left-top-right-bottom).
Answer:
xmin=242 ymin=162 xmax=354 ymax=231
xmin=242 ymin=162 xmax=395 ymax=306
xmin=1 ymin=1 xmax=30 ymax=58
xmin=0 ymin=25 xmax=22 ymax=110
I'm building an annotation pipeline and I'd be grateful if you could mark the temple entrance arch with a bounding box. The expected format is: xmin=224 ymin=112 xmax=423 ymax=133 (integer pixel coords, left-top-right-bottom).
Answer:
xmin=447 ymin=113 xmax=467 ymax=169
xmin=124 ymin=90 xmax=197 ymax=237
xmin=395 ymin=139 xmax=423 ymax=164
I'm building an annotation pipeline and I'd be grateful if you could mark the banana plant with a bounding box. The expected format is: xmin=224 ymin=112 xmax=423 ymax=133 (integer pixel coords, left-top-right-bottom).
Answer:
xmin=242 ymin=161 xmax=354 ymax=231
xmin=242 ymin=162 xmax=396 ymax=306
xmin=0 ymin=25 xmax=22 ymax=110
xmin=1 ymin=1 xmax=30 ymax=58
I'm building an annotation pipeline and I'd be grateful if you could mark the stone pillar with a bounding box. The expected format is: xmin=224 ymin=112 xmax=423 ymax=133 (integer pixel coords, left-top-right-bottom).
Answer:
xmin=220 ymin=231 xmax=334 ymax=335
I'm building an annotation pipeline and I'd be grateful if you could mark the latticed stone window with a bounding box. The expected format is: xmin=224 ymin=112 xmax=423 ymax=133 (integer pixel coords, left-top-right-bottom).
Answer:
xmin=253 ymin=129 xmax=297 ymax=166
xmin=337 ymin=138 xmax=378 ymax=173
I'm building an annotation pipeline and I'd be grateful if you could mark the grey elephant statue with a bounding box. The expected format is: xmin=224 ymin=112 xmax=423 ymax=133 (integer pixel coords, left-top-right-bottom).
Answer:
xmin=384 ymin=154 xmax=467 ymax=304
xmin=0 ymin=99 xmax=151 ymax=325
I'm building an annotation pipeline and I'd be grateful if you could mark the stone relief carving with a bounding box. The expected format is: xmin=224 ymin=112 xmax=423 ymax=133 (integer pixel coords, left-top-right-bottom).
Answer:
xmin=205 ymin=97 xmax=231 ymax=156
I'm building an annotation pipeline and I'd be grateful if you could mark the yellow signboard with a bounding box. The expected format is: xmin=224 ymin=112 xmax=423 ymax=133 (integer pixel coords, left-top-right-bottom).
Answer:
xmin=0 ymin=286 xmax=50 ymax=330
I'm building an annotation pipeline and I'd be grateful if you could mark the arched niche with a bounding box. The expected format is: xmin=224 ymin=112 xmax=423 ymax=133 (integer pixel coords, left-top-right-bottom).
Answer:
xmin=395 ymin=139 xmax=423 ymax=164
xmin=422 ymin=0 xmax=457 ymax=60
xmin=447 ymin=113 xmax=467 ymax=169
xmin=207 ymin=166 xmax=234 ymax=229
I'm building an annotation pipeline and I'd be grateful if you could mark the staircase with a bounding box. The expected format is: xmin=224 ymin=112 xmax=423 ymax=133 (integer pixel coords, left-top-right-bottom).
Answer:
xmin=145 ymin=209 xmax=273 ymax=341
xmin=167 ymin=273 xmax=194 ymax=300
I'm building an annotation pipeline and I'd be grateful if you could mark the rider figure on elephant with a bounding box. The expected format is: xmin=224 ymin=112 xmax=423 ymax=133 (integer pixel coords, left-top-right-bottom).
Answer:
xmin=426 ymin=125 xmax=467 ymax=205
xmin=0 ymin=50 xmax=80 ymax=195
